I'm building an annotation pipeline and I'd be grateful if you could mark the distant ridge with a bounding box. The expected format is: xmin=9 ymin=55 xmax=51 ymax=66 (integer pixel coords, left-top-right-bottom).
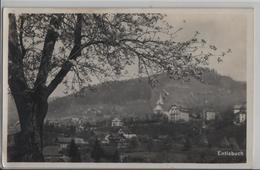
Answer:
xmin=44 ymin=69 xmax=246 ymax=122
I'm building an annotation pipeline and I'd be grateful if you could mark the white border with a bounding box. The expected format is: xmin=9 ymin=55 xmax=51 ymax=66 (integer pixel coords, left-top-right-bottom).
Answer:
xmin=254 ymin=2 xmax=260 ymax=170
xmin=1 ymin=1 xmax=258 ymax=169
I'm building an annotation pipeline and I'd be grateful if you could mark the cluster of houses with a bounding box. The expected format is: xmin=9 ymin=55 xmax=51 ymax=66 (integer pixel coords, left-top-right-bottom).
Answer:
xmin=42 ymin=136 xmax=89 ymax=161
xmin=100 ymin=128 xmax=137 ymax=149
xmin=94 ymin=118 xmax=137 ymax=148
xmin=153 ymin=94 xmax=190 ymax=122
xmin=153 ymin=93 xmax=215 ymax=122
xmin=111 ymin=117 xmax=123 ymax=127
xmin=153 ymin=93 xmax=246 ymax=125
xmin=41 ymin=117 xmax=138 ymax=161
xmin=7 ymin=92 xmax=247 ymax=162
xmin=45 ymin=116 xmax=92 ymax=133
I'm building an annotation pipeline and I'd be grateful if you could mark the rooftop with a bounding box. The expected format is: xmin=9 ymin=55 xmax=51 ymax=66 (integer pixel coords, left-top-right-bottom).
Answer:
xmin=112 ymin=117 xmax=121 ymax=122
xmin=234 ymin=105 xmax=243 ymax=109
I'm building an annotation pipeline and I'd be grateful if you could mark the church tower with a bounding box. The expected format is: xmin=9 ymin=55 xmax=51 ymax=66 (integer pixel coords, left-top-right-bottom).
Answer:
xmin=153 ymin=94 xmax=164 ymax=114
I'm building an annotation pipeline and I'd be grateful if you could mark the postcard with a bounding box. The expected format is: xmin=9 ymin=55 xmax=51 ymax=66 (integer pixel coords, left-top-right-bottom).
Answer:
xmin=1 ymin=8 xmax=254 ymax=169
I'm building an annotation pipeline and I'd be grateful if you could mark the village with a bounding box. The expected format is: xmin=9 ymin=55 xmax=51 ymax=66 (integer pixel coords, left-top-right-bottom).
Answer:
xmin=7 ymin=93 xmax=247 ymax=163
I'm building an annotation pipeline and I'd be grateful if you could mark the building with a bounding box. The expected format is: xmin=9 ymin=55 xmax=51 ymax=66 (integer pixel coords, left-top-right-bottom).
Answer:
xmin=101 ymin=128 xmax=133 ymax=149
xmin=233 ymin=104 xmax=246 ymax=125
xmin=102 ymin=134 xmax=111 ymax=144
xmin=234 ymin=112 xmax=246 ymax=125
xmin=236 ymin=113 xmax=246 ymax=124
xmin=203 ymin=110 xmax=216 ymax=121
xmin=55 ymin=137 xmax=88 ymax=150
xmin=94 ymin=131 xmax=108 ymax=142
xmin=106 ymin=133 xmax=128 ymax=149
xmin=167 ymin=105 xmax=189 ymax=122
xmin=118 ymin=128 xmax=137 ymax=139
xmin=153 ymin=94 xmax=164 ymax=114
xmin=46 ymin=119 xmax=60 ymax=127
xmin=153 ymin=93 xmax=190 ymax=122
xmin=233 ymin=105 xmax=242 ymax=114
xmin=111 ymin=118 xmax=123 ymax=127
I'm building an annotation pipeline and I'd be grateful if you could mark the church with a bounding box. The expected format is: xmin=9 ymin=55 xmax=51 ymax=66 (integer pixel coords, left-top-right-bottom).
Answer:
xmin=153 ymin=93 xmax=190 ymax=122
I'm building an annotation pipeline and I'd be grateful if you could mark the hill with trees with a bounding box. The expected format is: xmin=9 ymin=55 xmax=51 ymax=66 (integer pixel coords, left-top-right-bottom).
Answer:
xmin=45 ymin=69 xmax=246 ymax=121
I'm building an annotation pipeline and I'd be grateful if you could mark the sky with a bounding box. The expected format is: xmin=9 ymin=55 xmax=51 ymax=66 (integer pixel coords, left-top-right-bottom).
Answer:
xmin=51 ymin=8 xmax=252 ymax=98
xmin=164 ymin=9 xmax=249 ymax=82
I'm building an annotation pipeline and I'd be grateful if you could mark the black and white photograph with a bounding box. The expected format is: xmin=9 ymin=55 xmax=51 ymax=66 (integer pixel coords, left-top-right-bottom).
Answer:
xmin=2 ymin=8 xmax=254 ymax=167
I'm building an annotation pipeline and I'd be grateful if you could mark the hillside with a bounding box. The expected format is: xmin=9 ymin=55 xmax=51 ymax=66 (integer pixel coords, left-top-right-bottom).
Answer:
xmin=45 ymin=70 xmax=246 ymax=121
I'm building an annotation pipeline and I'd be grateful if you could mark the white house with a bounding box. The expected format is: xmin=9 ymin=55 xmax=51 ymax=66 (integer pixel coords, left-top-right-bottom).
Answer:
xmin=237 ymin=114 xmax=246 ymax=124
xmin=102 ymin=134 xmax=111 ymax=144
xmin=233 ymin=104 xmax=246 ymax=125
xmin=204 ymin=111 xmax=216 ymax=121
xmin=233 ymin=105 xmax=242 ymax=114
xmin=118 ymin=129 xmax=137 ymax=139
xmin=167 ymin=105 xmax=189 ymax=122
xmin=111 ymin=118 xmax=123 ymax=127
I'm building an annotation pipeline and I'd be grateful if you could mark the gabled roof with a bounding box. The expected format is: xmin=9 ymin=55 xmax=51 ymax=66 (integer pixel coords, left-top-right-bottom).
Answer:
xmin=74 ymin=137 xmax=88 ymax=144
xmin=168 ymin=104 xmax=190 ymax=114
xmin=112 ymin=117 xmax=121 ymax=122
xmin=169 ymin=104 xmax=190 ymax=111
xmin=234 ymin=105 xmax=242 ymax=109
xmin=118 ymin=127 xmax=131 ymax=134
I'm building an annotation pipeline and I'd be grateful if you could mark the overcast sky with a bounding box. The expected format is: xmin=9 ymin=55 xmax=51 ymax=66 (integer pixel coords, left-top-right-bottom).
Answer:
xmin=51 ymin=9 xmax=252 ymax=98
xmin=165 ymin=9 xmax=248 ymax=82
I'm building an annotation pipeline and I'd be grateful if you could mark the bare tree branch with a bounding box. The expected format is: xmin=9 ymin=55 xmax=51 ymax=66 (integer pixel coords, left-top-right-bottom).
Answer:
xmin=47 ymin=14 xmax=83 ymax=96
xmin=8 ymin=14 xmax=28 ymax=94
xmin=19 ymin=16 xmax=27 ymax=58
xmin=34 ymin=15 xmax=63 ymax=89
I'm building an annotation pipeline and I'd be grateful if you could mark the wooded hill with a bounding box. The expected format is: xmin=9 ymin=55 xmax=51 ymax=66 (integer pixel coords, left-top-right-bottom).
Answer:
xmin=44 ymin=69 xmax=246 ymax=121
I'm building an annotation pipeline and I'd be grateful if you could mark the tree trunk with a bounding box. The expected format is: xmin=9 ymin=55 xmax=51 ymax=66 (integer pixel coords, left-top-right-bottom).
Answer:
xmin=8 ymin=14 xmax=83 ymax=162
xmin=8 ymin=13 xmax=51 ymax=162
xmin=11 ymin=88 xmax=48 ymax=162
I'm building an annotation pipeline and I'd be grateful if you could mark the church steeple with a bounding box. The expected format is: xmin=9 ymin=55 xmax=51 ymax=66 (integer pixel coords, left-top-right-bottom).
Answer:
xmin=157 ymin=94 xmax=164 ymax=105
xmin=153 ymin=93 xmax=164 ymax=114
